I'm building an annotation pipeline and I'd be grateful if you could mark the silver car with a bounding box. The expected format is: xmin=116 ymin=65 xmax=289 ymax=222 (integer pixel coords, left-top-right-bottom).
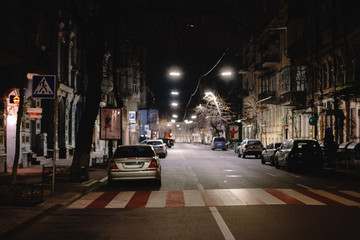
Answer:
xmin=261 ymin=142 xmax=282 ymax=165
xmin=237 ymin=139 xmax=263 ymax=158
xmin=107 ymin=145 xmax=161 ymax=186
xmin=140 ymin=139 xmax=167 ymax=158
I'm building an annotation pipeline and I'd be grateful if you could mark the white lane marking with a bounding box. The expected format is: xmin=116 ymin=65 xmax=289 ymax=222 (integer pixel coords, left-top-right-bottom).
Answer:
xmin=246 ymin=189 xmax=286 ymax=205
xmin=278 ymin=189 xmax=325 ymax=205
xmin=146 ymin=191 xmax=167 ymax=208
xmin=296 ymin=184 xmax=313 ymax=190
xmin=266 ymin=173 xmax=277 ymax=177
xmin=309 ymin=190 xmax=360 ymax=206
xmin=209 ymin=207 xmax=236 ymax=240
xmin=183 ymin=190 xmax=205 ymax=207
xmin=226 ymin=175 xmax=242 ymax=178
xmin=67 ymin=192 xmax=103 ymax=208
xmin=82 ymin=180 xmax=98 ymax=187
xmin=105 ymin=191 xmax=135 ymax=208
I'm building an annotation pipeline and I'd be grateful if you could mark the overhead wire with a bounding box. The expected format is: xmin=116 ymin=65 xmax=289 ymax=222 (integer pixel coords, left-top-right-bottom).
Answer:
xmin=182 ymin=47 xmax=229 ymax=121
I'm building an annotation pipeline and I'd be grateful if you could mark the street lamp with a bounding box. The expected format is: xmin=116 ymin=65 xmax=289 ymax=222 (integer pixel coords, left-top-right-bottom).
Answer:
xmin=169 ymin=72 xmax=181 ymax=76
xmin=171 ymin=91 xmax=179 ymax=95
xmin=171 ymin=102 xmax=178 ymax=107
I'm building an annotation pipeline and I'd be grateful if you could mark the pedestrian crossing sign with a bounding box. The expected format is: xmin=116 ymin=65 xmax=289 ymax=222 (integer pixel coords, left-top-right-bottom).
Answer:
xmin=32 ymin=75 xmax=56 ymax=99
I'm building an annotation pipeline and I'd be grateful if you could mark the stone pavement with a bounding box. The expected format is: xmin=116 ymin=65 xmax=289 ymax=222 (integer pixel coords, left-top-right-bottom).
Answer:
xmin=0 ymin=158 xmax=107 ymax=237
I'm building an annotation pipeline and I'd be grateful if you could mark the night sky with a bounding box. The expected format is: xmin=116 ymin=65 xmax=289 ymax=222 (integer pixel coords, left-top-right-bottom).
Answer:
xmin=127 ymin=0 xmax=280 ymax=120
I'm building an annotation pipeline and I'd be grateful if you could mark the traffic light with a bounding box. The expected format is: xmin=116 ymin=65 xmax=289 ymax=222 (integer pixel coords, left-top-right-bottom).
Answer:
xmin=9 ymin=95 xmax=20 ymax=104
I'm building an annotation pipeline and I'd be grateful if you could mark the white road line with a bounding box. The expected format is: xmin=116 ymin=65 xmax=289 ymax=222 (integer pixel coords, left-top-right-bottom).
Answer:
xmin=296 ymin=184 xmax=313 ymax=190
xmin=106 ymin=191 xmax=135 ymax=208
xmin=100 ymin=176 xmax=108 ymax=183
xmin=209 ymin=207 xmax=235 ymax=240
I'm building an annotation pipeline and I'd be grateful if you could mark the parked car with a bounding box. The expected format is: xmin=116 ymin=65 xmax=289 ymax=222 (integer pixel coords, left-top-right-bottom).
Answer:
xmin=107 ymin=145 xmax=161 ymax=186
xmin=162 ymin=138 xmax=174 ymax=148
xmin=140 ymin=139 xmax=167 ymax=158
xmin=237 ymin=139 xmax=263 ymax=158
xmin=274 ymin=139 xmax=323 ymax=171
xmin=261 ymin=142 xmax=282 ymax=165
xmin=211 ymin=137 xmax=227 ymax=150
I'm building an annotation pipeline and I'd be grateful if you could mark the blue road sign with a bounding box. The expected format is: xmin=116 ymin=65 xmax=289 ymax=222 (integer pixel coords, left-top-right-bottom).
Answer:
xmin=32 ymin=75 xmax=56 ymax=99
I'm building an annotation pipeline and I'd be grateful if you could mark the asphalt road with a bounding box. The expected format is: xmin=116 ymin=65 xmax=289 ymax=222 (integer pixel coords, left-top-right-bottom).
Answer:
xmin=8 ymin=143 xmax=360 ymax=240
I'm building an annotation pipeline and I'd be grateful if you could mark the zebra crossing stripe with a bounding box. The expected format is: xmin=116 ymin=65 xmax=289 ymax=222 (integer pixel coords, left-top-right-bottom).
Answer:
xmin=309 ymin=190 xmax=360 ymax=206
xmin=246 ymin=189 xmax=286 ymax=205
xmin=125 ymin=191 xmax=151 ymax=208
xmin=183 ymin=190 xmax=205 ymax=207
xmin=294 ymin=189 xmax=343 ymax=206
xmin=67 ymin=189 xmax=360 ymax=209
xmin=229 ymin=189 xmax=266 ymax=205
xmin=146 ymin=191 xmax=167 ymax=208
xmin=86 ymin=192 xmax=119 ymax=209
xmin=106 ymin=191 xmax=135 ymax=208
xmin=264 ymin=189 xmax=305 ymax=205
xmin=68 ymin=192 xmax=103 ymax=208
xmin=214 ymin=189 xmax=245 ymax=206
xmin=166 ymin=191 xmax=185 ymax=207
xmin=277 ymin=189 xmax=325 ymax=205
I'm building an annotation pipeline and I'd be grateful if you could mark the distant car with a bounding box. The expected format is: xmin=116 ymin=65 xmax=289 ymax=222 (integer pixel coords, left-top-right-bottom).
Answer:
xmin=140 ymin=139 xmax=167 ymax=158
xmin=237 ymin=139 xmax=263 ymax=158
xmin=107 ymin=145 xmax=161 ymax=186
xmin=162 ymin=138 xmax=174 ymax=148
xmin=261 ymin=142 xmax=282 ymax=165
xmin=211 ymin=137 xmax=227 ymax=151
xmin=274 ymin=139 xmax=323 ymax=171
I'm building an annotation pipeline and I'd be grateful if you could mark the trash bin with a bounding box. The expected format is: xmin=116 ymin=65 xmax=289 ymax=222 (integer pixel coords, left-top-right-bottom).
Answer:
xmin=233 ymin=142 xmax=240 ymax=153
xmin=336 ymin=142 xmax=352 ymax=162
xmin=346 ymin=142 xmax=360 ymax=167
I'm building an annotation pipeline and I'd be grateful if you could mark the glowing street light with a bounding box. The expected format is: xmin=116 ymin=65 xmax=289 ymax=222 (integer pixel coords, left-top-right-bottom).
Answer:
xmin=169 ymin=72 xmax=181 ymax=76
xmin=171 ymin=102 xmax=178 ymax=107
xmin=171 ymin=91 xmax=179 ymax=95
xmin=172 ymin=114 xmax=178 ymax=118
xmin=221 ymin=71 xmax=232 ymax=76
xmin=191 ymin=115 xmax=197 ymax=119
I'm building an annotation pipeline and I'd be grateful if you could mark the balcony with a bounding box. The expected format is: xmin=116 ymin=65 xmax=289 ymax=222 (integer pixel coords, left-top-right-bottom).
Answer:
xmin=262 ymin=54 xmax=280 ymax=68
xmin=280 ymin=91 xmax=306 ymax=107
xmin=258 ymin=91 xmax=279 ymax=104
xmin=336 ymin=69 xmax=360 ymax=94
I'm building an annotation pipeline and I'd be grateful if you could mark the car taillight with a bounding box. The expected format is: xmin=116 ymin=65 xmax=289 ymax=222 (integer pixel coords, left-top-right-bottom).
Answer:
xmin=149 ymin=158 xmax=157 ymax=168
xmin=109 ymin=160 xmax=118 ymax=169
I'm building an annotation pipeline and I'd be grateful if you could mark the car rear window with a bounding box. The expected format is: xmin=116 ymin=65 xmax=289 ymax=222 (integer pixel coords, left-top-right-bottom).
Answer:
xmin=147 ymin=141 xmax=163 ymax=145
xmin=295 ymin=141 xmax=319 ymax=150
xmin=248 ymin=140 xmax=261 ymax=145
xmin=274 ymin=143 xmax=282 ymax=148
xmin=114 ymin=147 xmax=155 ymax=158
xmin=214 ymin=137 xmax=225 ymax=142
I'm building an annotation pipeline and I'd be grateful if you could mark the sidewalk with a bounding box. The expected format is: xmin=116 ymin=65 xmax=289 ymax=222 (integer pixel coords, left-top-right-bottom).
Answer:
xmin=0 ymin=158 xmax=107 ymax=237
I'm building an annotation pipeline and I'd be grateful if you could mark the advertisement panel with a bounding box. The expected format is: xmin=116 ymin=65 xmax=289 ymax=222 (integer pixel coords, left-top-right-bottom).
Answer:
xmin=100 ymin=108 xmax=122 ymax=140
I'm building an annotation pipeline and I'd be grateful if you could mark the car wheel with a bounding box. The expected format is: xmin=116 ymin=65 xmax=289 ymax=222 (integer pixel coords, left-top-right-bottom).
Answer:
xmin=270 ymin=157 xmax=275 ymax=166
xmin=107 ymin=175 xmax=113 ymax=186
xmin=238 ymin=151 xmax=241 ymax=158
xmin=222 ymin=148 xmax=227 ymax=151
xmin=261 ymin=156 xmax=265 ymax=164
xmin=275 ymin=158 xmax=280 ymax=169
xmin=211 ymin=148 xmax=215 ymax=150
xmin=285 ymin=158 xmax=292 ymax=171
xmin=242 ymin=152 xmax=246 ymax=158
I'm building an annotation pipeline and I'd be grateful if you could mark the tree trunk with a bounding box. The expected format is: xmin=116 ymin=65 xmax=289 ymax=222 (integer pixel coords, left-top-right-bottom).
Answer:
xmin=11 ymin=88 xmax=25 ymax=185
xmin=70 ymin=12 xmax=105 ymax=182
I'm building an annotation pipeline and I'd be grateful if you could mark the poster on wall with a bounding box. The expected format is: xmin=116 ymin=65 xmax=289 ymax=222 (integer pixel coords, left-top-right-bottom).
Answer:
xmin=100 ymin=108 xmax=121 ymax=140
xmin=229 ymin=125 xmax=239 ymax=140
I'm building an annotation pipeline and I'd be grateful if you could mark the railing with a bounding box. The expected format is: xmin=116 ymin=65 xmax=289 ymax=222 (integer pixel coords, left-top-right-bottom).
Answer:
xmin=0 ymin=183 xmax=44 ymax=205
